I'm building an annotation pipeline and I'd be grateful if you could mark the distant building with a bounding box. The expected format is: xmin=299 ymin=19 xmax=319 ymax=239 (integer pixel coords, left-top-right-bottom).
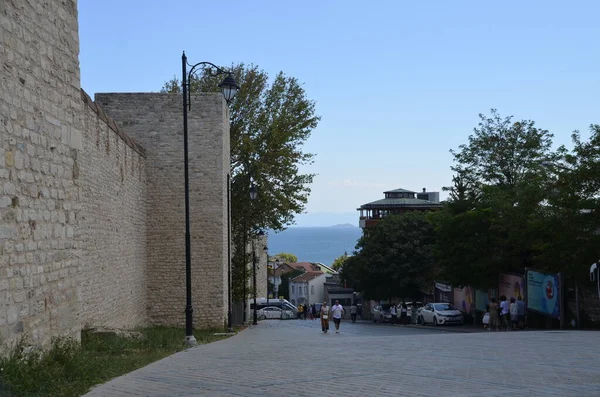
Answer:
xmin=358 ymin=187 xmax=443 ymax=230
xmin=289 ymin=272 xmax=328 ymax=306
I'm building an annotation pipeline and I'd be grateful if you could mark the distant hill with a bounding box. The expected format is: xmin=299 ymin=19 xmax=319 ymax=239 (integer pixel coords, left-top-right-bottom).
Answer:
xmin=329 ymin=223 xmax=357 ymax=228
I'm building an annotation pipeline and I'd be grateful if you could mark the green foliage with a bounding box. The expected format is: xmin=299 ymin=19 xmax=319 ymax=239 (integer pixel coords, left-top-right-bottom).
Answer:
xmin=331 ymin=253 xmax=349 ymax=271
xmin=273 ymin=252 xmax=298 ymax=263
xmin=342 ymin=212 xmax=435 ymax=301
xmin=435 ymin=110 xmax=559 ymax=288
xmin=450 ymin=109 xmax=556 ymax=188
xmin=0 ymin=328 xmax=229 ymax=397
xmin=534 ymin=124 xmax=600 ymax=280
xmin=278 ymin=269 xmax=303 ymax=300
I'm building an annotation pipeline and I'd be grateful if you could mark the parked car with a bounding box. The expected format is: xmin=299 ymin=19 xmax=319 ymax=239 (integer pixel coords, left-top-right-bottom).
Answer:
xmin=372 ymin=303 xmax=393 ymax=323
xmin=418 ymin=303 xmax=464 ymax=325
xmin=257 ymin=306 xmax=295 ymax=320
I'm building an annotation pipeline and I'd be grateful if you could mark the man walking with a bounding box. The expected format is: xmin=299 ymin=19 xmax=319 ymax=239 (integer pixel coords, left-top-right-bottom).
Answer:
xmin=331 ymin=300 xmax=345 ymax=333
xmin=350 ymin=303 xmax=358 ymax=323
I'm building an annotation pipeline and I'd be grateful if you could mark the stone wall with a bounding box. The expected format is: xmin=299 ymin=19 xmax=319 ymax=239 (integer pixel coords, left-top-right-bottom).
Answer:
xmin=76 ymin=90 xmax=148 ymax=330
xmin=0 ymin=0 xmax=151 ymax=348
xmin=95 ymin=93 xmax=230 ymax=329
xmin=0 ymin=0 xmax=83 ymax=347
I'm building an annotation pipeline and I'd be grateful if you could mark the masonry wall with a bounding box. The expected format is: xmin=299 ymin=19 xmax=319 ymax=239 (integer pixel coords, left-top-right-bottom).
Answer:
xmin=76 ymin=90 xmax=148 ymax=330
xmin=95 ymin=93 xmax=230 ymax=328
xmin=0 ymin=0 xmax=83 ymax=347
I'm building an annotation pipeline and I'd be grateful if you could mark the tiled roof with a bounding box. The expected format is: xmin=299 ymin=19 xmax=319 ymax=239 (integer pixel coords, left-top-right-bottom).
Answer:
xmin=292 ymin=271 xmax=324 ymax=283
xmin=290 ymin=262 xmax=320 ymax=272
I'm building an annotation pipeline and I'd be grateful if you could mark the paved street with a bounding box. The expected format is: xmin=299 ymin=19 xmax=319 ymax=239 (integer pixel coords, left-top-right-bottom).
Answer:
xmin=85 ymin=320 xmax=600 ymax=397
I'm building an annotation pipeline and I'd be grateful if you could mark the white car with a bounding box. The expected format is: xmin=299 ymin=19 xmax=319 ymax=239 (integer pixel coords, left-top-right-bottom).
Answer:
xmin=418 ymin=303 xmax=464 ymax=325
xmin=257 ymin=306 xmax=295 ymax=320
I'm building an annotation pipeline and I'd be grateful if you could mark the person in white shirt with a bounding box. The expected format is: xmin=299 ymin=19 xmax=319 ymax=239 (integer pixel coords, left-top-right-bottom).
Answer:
xmin=320 ymin=301 xmax=330 ymax=333
xmin=390 ymin=304 xmax=398 ymax=325
xmin=331 ymin=300 xmax=345 ymax=333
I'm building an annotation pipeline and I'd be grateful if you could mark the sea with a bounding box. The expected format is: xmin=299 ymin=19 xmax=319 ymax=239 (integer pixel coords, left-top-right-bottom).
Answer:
xmin=267 ymin=226 xmax=363 ymax=267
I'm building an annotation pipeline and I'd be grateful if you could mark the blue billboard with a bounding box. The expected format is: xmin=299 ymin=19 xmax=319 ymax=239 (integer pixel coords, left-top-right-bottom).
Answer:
xmin=526 ymin=269 xmax=560 ymax=319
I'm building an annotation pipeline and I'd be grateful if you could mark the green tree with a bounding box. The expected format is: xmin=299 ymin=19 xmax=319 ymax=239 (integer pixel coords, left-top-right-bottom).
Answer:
xmin=341 ymin=213 xmax=435 ymax=301
xmin=163 ymin=64 xmax=319 ymax=302
xmin=273 ymin=252 xmax=298 ymax=263
xmin=435 ymin=110 xmax=559 ymax=287
xmin=331 ymin=252 xmax=349 ymax=271
xmin=536 ymin=125 xmax=600 ymax=279
xmin=278 ymin=269 xmax=303 ymax=301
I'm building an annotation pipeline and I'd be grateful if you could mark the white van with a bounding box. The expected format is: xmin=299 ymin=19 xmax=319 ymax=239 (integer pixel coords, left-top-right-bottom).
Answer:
xmin=249 ymin=298 xmax=297 ymax=312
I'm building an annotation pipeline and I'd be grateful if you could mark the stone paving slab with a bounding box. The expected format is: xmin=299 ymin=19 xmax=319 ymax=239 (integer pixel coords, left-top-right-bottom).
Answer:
xmin=84 ymin=321 xmax=600 ymax=397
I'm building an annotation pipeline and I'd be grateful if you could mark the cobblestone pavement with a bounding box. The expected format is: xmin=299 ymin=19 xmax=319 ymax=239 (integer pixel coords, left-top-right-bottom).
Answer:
xmin=84 ymin=320 xmax=600 ymax=397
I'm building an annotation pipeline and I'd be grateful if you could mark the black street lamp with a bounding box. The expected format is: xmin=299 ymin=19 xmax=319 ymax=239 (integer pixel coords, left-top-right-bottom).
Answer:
xmin=249 ymin=181 xmax=260 ymax=325
xmin=181 ymin=52 xmax=239 ymax=346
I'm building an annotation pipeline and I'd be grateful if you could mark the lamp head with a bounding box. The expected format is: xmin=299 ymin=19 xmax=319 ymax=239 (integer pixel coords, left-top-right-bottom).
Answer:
xmin=249 ymin=182 xmax=258 ymax=200
xmin=219 ymin=73 xmax=239 ymax=103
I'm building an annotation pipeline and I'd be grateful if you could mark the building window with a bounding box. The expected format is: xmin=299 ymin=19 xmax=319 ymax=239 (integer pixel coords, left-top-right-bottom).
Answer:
xmin=291 ymin=285 xmax=295 ymax=294
xmin=305 ymin=286 xmax=308 ymax=294
xmin=311 ymin=285 xmax=315 ymax=295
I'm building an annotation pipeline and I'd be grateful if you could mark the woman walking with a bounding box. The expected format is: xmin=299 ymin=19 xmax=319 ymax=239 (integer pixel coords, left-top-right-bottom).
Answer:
xmin=320 ymin=301 xmax=330 ymax=333
xmin=400 ymin=302 xmax=408 ymax=326
xmin=488 ymin=298 xmax=499 ymax=331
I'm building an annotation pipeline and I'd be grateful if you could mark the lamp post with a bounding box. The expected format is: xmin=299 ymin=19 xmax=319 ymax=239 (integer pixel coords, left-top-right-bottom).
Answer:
xmin=274 ymin=258 xmax=280 ymax=299
xmin=251 ymin=231 xmax=265 ymax=325
xmin=181 ymin=52 xmax=239 ymax=346
xmin=249 ymin=181 xmax=259 ymax=325
xmin=264 ymin=244 xmax=269 ymax=305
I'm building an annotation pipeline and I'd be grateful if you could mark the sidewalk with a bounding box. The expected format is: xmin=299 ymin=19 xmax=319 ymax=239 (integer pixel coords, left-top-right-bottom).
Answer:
xmin=83 ymin=320 xmax=600 ymax=396
xmin=353 ymin=318 xmax=481 ymax=333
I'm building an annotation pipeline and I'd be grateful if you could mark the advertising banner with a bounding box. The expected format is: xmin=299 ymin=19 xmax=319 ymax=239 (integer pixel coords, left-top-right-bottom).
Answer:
xmin=498 ymin=273 xmax=525 ymax=302
xmin=526 ymin=269 xmax=560 ymax=319
xmin=434 ymin=282 xmax=452 ymax=303
xmin=453 ymin=287 xmax=473 ymax=313
xmin=475 ymin=289 xmax=489 ymax=312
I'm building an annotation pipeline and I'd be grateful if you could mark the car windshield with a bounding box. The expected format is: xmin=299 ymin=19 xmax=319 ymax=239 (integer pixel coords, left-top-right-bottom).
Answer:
xmin=434 ymin=304 xmax=456 ymax=311
xmin=381 ymin=304 xmax=392 ymax=311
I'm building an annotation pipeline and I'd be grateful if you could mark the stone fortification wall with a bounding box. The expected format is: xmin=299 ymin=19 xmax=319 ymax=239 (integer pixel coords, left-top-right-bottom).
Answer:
xmin=0 ymin=0 xmax=83 ymax=347
xmin=95 ymin=93 xmax=230 ymax=328
xmin=76 ymin=90 xmax=148 ymax=330
xmin=0 ymin=0 xmax=149 ymax=347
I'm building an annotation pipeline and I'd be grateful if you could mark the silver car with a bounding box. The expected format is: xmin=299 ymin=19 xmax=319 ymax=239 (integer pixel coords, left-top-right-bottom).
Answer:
xmin=418 ymin=303 xmax=464 ymax=325
xmin=372 ymin=303 xmax=393 ymax=323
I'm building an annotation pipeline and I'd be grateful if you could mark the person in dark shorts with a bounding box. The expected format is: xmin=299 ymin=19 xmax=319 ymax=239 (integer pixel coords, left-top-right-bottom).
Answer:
xmin=331 ymin=300 xmax=345 ymax=333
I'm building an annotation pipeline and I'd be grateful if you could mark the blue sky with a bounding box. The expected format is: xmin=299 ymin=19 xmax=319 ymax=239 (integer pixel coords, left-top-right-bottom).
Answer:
xmin=78 ymin=1 xmax=600 ymax=227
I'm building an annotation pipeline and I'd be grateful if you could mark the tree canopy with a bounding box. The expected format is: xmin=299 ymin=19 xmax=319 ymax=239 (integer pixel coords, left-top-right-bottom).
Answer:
xmin=273 ymin=252 xmax=298 ymax=263
xmin=331 ymin=253 xmax=349 ymax=271
xmin=341 ymin=212 xmax=435 ymax=301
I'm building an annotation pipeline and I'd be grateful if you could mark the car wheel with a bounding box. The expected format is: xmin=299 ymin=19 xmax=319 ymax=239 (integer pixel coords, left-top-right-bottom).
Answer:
xmin=433 ymin=316 xmax=438 ymax=326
